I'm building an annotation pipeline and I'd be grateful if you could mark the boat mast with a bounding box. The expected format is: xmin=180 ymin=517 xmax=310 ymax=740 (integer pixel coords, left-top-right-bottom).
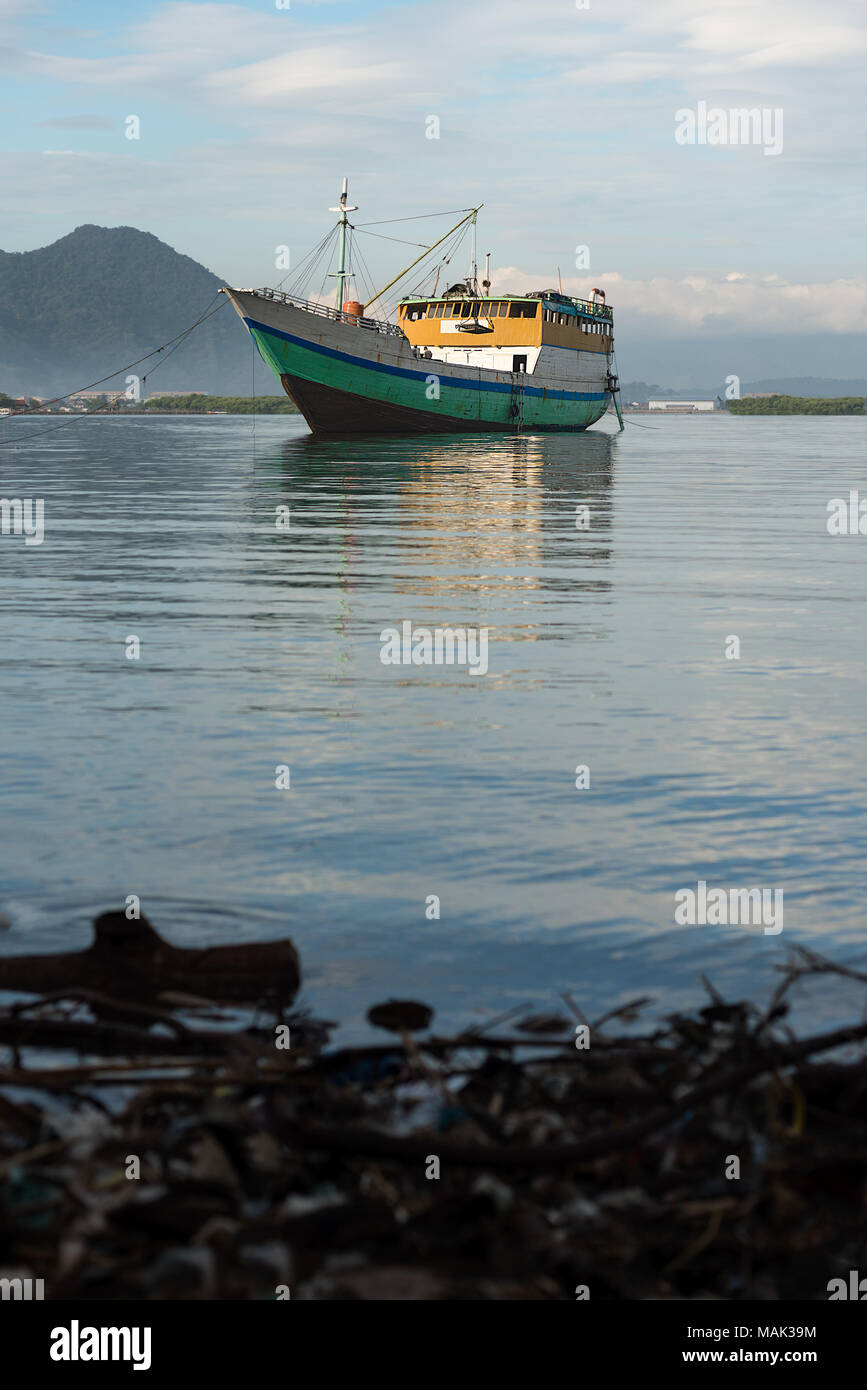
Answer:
xmin=470 ymin=210 xmax=478 ymax=294
xmin=329 ymin=177 xmax=358 ymax=309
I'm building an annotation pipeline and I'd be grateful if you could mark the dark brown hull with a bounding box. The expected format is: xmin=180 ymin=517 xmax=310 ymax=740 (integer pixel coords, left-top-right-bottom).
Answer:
xmin=281 ymin=373 xmax=516 ymax=436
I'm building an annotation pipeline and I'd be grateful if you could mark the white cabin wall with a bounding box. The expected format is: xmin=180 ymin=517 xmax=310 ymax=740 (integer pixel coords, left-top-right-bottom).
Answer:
xmin=424 ymin=346 xmax=542 ymax=372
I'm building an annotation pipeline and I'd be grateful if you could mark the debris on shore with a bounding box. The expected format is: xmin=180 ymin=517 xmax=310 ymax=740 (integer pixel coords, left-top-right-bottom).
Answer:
xmin=0 ymin=912 xmax=300 ymax=1009
xmin=0 ymin=921 xmax=865 ymax=1301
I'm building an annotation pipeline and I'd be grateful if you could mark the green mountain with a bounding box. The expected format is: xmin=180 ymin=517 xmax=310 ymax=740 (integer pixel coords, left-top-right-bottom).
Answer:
xmin=0 ymin=225 xmax=257 ymax=398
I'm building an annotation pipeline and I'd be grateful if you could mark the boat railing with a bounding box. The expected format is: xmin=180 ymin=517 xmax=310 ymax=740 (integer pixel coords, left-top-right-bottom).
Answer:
xmin=252 ymin=289 xmax=406 ymax=337
xmin=564 ymin=297 xmax=613 ymax=321
xmin=581 ymin=302 xmax=613 ymax=320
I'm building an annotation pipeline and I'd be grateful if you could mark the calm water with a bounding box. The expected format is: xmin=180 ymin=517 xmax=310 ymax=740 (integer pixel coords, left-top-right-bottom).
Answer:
xmin=1 ymin=412 xmax=865 ymax=1039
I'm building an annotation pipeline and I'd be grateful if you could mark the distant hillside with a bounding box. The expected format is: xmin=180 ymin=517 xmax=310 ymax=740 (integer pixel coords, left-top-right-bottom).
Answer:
xmin=0 ymin=225 xmax=255 ymax=397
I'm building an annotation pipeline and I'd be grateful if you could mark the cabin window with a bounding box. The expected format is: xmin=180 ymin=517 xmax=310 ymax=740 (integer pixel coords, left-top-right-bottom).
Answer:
xmin=471 ymin=302 xmax=482 ymax=316
xmin=509 ymin=302 xmax=537 ymax=318
xmin=512 ymin=354 xmax=528 ymax=372
xmin=434 ymin=304 xmax=445 ymax=318
xmin=497 ymin=302 xmax=508 ymax=316
xmin=460 ymin=302 xmax=473 ymax=317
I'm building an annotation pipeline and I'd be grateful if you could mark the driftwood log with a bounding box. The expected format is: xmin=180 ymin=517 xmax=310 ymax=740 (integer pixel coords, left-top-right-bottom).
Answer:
xmin=0 ymin=911 xmax=300 ymax=1008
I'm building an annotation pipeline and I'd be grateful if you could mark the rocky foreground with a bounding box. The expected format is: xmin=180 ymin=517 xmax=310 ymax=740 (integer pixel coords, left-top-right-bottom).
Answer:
xmin=0 ymin=918 xmax=865 ymax=1300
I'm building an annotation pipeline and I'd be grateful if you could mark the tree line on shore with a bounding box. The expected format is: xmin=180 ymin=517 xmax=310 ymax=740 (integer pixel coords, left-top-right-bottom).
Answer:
xmin=728 ymin=395 xmax=865 ymax=415
xmin=0 ymin=392 xmax=299 ymax=414
xmin=129 ymin=394 xmax=299 ymax=413
xmin=4 ymin=389 xmax=864 ymax=418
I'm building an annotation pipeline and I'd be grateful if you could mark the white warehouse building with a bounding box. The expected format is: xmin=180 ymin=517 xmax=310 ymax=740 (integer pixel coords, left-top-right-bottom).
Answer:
xmin=648 ymin=400 xmax=716 ymax=412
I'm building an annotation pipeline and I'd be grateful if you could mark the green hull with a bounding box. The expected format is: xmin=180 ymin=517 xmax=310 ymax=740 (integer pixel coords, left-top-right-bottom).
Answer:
xmin=245 ymin=315 xmax=610 ymax=435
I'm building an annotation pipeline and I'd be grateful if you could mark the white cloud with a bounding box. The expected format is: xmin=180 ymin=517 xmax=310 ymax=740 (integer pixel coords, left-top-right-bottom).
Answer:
xmin=2 ymin=0 xmax=866 ymax=322
xmin=202 ymin=46 xmax=407 ymax=105
xmin=492 ymin=266 xmax=867 ymax=335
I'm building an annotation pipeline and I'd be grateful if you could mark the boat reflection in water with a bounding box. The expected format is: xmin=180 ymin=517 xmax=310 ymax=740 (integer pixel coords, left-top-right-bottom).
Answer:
xmin=265 ymin=428 xmax=618 ymax=668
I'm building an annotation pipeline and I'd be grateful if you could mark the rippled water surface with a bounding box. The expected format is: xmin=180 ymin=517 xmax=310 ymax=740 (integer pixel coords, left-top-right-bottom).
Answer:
xmin=1 ymin=413 xmax=865 ymax=1037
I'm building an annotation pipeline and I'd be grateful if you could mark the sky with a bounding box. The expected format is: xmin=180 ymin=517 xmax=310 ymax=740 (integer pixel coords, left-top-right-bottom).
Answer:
xmin=1 ymin=0 xmax=866 ymax=382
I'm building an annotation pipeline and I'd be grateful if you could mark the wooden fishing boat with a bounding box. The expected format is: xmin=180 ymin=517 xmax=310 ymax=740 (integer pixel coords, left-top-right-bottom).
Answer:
xmin=222 ymin=182 xmax=624 ymax=436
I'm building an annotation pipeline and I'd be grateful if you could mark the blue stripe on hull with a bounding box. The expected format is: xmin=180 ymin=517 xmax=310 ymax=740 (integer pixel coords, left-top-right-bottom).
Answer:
xmin=243 ymin=316 xmax=607 ymax=405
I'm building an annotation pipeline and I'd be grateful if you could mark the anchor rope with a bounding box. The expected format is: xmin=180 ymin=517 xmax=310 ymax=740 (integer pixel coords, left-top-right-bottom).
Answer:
xmin=1 ymin=294 xmax=230 ymax=448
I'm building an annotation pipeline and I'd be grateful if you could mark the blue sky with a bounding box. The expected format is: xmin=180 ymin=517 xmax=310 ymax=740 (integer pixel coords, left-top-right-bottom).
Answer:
xmin=2 ymin=0 xmax=867 ymax=378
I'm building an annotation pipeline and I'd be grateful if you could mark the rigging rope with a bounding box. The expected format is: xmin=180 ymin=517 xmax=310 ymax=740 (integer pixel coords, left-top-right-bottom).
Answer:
xmin=316 ymin=235 xmax=339 ymax=307
xmin=357 ymin=209 xmax=476 ymax=227
xmin=0 ymin=294 xmax=231 ymax=448
xmin=350 ymin=232 xmax=380 ymax=308
xmin=355 ymin=229 xmax=431 ymax=249
xmin=282 ymin=225 xmax=339 ymax=296
xmin=9 ymin=295 xmax=228 ymax=418
xmin=373 ymin=220 xmax=473 ymax=320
